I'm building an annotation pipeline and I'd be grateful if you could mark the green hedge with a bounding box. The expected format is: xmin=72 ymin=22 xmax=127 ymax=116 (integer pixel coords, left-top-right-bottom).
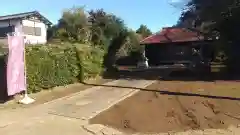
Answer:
xmin=25 ymin=43 xmax=104 ymax=93
xmin=75 ymin=44 xmax=105 ymax=80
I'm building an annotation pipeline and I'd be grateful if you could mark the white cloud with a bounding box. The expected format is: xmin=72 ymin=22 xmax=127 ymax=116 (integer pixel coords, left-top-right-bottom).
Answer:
xmin=168 ymin=0 xmax=189 ymax=4
xmin=167 ymin=0 xmax=189 ymax=8
xmin=168 ymin=0 xmax=182 ymax=3
xmin=2 ymin=11 xmax=10 ymax=15
xmin=169 ymin=0 xmax=182 ymax=3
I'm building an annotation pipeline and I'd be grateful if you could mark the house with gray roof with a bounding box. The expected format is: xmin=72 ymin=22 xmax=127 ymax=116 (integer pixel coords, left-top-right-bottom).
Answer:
xmin=0 ymin=11 xmax=52 ymax=45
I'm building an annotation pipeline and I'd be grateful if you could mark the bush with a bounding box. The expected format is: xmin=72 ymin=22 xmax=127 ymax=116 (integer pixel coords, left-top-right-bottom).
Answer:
xmin=26 ymin=44 xmax=81 ymax=93
xmin=25 ymin=43 xmax=104 ymax=93
xmin=75 ymin=44 xmax=105 ymax=80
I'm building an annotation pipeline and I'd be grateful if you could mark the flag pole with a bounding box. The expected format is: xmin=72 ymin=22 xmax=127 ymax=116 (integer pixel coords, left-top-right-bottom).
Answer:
xmin=18 ymin=32 xmax=35 ymax=104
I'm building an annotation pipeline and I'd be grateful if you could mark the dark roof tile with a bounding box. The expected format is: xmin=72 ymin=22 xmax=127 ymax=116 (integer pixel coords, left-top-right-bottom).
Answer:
xmin=140 ymin=27 xmax=205 ymax=44
xmin=0 ymin=11 xmax=52 ymax=25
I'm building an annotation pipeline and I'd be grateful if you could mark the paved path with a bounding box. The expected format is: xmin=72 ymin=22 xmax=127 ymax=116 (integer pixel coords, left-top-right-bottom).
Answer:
xmin=0 ymin=79 xmax=155 ymax=135
xmin=1 ymin=79 xmax=240 ymax=135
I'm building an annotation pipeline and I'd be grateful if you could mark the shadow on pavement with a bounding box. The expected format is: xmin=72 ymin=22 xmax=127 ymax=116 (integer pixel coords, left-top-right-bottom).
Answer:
xmin=102 ymin=65 xmax=240 ymax=82
xmin=79 ymin=66 xmax=240 ymax=101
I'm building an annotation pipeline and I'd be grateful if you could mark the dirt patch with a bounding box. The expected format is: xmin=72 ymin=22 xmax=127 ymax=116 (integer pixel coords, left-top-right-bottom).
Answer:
xmin=90 ymin=81 xmax=240 ymax=134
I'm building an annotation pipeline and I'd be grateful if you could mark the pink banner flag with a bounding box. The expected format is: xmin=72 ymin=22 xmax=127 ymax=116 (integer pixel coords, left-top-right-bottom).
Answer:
xmin=7 ymin=35 xmax=26 ymax=96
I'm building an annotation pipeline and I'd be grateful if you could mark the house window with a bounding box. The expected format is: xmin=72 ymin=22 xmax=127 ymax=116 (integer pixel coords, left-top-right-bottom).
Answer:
xmin=35 ymin=27 xmax=41 ymax=36
xmin=22 ymin=26 xmax=41 ymax=36
xmin=0 ymin=26 xmax=15 ymax=37
xmin=22 ymin=26 xmax=34 ymax=35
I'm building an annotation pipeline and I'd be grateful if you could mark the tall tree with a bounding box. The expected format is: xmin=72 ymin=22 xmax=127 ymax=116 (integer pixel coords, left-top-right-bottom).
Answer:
xmin=179 ymin=0 xmax=240 ymax=40
xmin=178 ymin=0 xmax=240 ymax=72
xmin=88 ymin=9 xmax=107 ymax=45
xmin=103 ymin=29 xmax=129 ymax=71
xmin=136 ymin=25 xmax=152 ymax=38
xmin=57 ymin=6 xmax=90 ymax=42
xmin=88 ymin=9 xmax=126 ymax=46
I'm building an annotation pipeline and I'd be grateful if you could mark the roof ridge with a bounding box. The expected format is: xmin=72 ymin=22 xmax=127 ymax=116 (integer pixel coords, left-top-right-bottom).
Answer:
xmin=140 ymin=27 xmax=206 ymax=44
xmin=139 ymin=34 xmax=157 ymax=43
xmin=0 ymin=11 xmax=52 ymax=25
xmin=0 ymin=11 xmax=37 ymax=18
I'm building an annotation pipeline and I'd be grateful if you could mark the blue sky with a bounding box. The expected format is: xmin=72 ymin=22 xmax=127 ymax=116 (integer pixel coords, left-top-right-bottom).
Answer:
xmin=0 ymin=0 xmax=184 ymax=32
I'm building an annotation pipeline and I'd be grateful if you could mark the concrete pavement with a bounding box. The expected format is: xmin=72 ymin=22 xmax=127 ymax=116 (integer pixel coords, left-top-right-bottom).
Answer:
xmin=1 ymin=79 xmax=240 ymax=135
xmin=0 ymin=79 xmax=155 ymax=135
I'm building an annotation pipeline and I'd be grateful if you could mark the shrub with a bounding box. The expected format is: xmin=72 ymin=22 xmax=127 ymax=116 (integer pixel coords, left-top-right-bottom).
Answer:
xmin=26 ymin=44 xmax=80 ymax=93
xmin=25 ymin=43 xmax=104 ymax=93
xmin=75 ymin=44 xmax=105 ymax=80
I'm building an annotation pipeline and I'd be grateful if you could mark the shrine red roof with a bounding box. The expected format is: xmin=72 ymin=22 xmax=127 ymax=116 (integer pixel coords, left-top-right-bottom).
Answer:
xmin=140 ymin=27 xmax=205 ymax=45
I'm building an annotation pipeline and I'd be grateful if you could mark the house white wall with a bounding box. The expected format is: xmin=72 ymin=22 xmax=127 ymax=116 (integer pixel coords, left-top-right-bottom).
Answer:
xmin=21 ymin=19 xmax=48 ymax=44
xmin=0 ymin=17 xmax=48 ymax=45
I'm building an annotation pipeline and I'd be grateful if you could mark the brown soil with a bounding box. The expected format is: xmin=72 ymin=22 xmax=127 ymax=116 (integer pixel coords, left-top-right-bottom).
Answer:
xmin=90 ymin=81 xmax=240 ymax=134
